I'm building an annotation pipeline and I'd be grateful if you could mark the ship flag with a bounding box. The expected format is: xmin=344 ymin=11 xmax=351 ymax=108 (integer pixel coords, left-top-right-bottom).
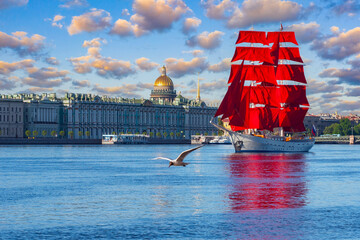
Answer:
xmin=312 ymin=124 xmax=317 ymax=136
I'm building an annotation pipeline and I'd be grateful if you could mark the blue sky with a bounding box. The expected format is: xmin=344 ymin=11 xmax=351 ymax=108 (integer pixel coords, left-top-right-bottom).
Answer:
xmin=0 ymin=0 xmax=359 ymax=115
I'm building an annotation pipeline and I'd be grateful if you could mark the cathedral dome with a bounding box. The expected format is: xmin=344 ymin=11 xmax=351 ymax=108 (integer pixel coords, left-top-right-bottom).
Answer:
xmin=154 ymin=75 xmax=174 ymax=87
xmin=153 ymin=66 xmax=174 ymax=90
xmin=150 ymin=66 xmax=176 ymax=103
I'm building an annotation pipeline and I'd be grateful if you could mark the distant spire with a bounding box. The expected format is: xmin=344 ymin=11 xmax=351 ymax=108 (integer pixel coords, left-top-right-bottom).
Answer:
xmin=196 ymin=72 xmax=201 ymax=102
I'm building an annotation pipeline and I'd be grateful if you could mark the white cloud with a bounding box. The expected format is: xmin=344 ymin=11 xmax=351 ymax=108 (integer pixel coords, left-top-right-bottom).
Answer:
xmin=111 ymin=0 xmax=189 ymax=37
xmin=67 ymin=8 xmax=111 ymax=35
xmin=227 ymin=0 xmax=302 ymax=28
xmin=182 ymin=49 xmax=204 ymax=57
xmin=0 ymin=31 xmax=45 ymax=56
xmin=48 ymin=14 xmax=65 ymax=29
xmin=208 ymin=58 xmax=231 ymax=72
xmin=136 ymin=57 xmax=159 ymax=71
xmin=0 ymin=77 xmax=16 ymax=90
xmin=312 ymin=27 xmax=360 ymax=60
xmin=93 ymin=83 xmax=142 ymax=98
xmin=72 ymin=80 xmax=90 ymax=87
xmin=69 ymin=38 xmax=136 ymax=79
xmin=286 ymin=22 xmax=320 ymax=43
xmin=164 ymin=57 xmax=209 ymax=78
xmin=186 ymin=30 xmax=224 ymax=49
xmin=45 ymin=57 xmax=60 ymax=65
xmin=182 ymin=17 xmax=201 ymax=34
xmin=0 ymin=59 xmax=34 ymax=75
xmin=201 ymin=0 xmax=236 ymax=19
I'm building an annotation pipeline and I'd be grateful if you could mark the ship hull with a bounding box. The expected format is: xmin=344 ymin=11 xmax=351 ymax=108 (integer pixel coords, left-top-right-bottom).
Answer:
xmin=229 ymin=132 xmax=315 ymax=152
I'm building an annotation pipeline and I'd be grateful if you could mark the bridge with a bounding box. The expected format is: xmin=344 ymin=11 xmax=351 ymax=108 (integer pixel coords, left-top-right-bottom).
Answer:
xmin=315 ymin=135 xmax=360 ymax=144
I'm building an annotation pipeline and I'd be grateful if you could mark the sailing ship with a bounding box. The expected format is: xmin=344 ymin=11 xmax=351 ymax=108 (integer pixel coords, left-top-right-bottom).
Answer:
xmin=211 ymin=27 xmax=315 ymax=152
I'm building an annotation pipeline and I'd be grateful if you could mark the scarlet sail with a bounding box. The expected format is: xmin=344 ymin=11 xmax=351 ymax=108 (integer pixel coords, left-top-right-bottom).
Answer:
xmin=216 ymin=29 xmax=310 ymax=133
xmin=231 ymin=47 xmax=274 ymax=63
xmin=236 ymin=31 xmax=268 ymax=45
xmin=228 ymin=65 xmax=277 ymax=85
xmin=267 ymin=31 xmax=298 ymax=45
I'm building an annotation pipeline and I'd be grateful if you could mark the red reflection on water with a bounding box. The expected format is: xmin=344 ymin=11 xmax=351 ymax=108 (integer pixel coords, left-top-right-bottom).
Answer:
xmin=227 ymin=153 xmax=307 ymax=211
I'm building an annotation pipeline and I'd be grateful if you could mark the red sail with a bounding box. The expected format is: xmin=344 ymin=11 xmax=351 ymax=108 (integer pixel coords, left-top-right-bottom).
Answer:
xmin=247 ymin=107 xmax=280 ymax=131
xmin=228 ymin=65 xmax=277 ymax=85
xmin=236 ymin=31 xmax=268 ymax=45
xmin=279 ymin=85 xmax=309 ymax=106
xmin=276 ymin=65 xmax=307 ymax=84
xmin=279 ymin=107 xmax=308 ymax=132
xmin=267 ymin=32 xmax=298 ymax=45
xmin=243 ymin=86 xmax=280 ymax=107
xmin=228 ymin=87 xmax=250 ymax=127
xmin=279 ymin=47 xmax=303 ymax=63
xmin=215 ymin=60 xmax=245 ymax=119
xmin=231 ymin=47 xmax=274 ymax=63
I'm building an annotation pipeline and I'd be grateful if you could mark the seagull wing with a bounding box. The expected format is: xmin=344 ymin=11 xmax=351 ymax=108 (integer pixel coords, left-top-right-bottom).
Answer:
xmin=175 ymin=145 xmax=203 ymax=163
xmin=152 ymin=157 xmax=173 ymax=162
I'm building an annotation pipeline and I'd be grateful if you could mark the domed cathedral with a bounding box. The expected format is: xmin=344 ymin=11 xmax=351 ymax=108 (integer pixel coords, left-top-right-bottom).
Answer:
xmin=150 ymin=66 xmax=177 ymax=103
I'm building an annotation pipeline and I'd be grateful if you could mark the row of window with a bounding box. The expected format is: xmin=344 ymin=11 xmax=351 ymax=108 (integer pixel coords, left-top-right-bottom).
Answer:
xmin=0 ymin=106 xmax=22 ymax=112
xmin=0 ymin=115 xmax=22 ymax=123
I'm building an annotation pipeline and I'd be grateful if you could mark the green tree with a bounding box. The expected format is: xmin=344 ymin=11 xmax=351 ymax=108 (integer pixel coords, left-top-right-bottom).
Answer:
xmin=170 ymin=132 xmax=174 ymax=138
xmin=68 ymin=131 xmax=74 ymax=139
xmin=112 ymin=131 xmax=116 ymax=135
xmin=195 ymin=132 xmax=200 ymax=135
xmin=156 ymin=132 xmax=162 ymax=138
xmin=42 ymin=130 xmax=47 ymax=137
xmin=25 ymin=130 xmax=31 ymax=138
xmin=32 ymin=130 xmax=38 ymax=137
xmin=354 ymin=124 xmax=360 ymax=135
xmin=176 ymin=132 xmax=181 ymax=138
xmin=218 ymin=130 xmax=224 ymax=136
xmin=333 ymin=124 xmax=341 ymax=135
xmin=163 ymin=132 xmax=168 ymax=138
xmin=78 ymin=131 xmax=83 ymax=137
xmin=135 ymin=132 xmax=140 ymax=135
xmin=59 ymin=130 xmax=65 ymax=138
xmin=85 ymin=131 xmax=90 ymax=138
xmin=204 ymin=132 xmax=208 ymax=136
xmin=323 ymin=125 xmax=334 ymax=135
xmin=143 ymin=131 xmax=147 ymax=135
xmin=127 ymin=131 xmax=132 ymax=134
xmin=149 ymin=132 xmax=154 ymax=138
xmin=51 ymin=130 xmax=57 ymax=137
xmin=340 ymin=118 xmax=351 ymax=135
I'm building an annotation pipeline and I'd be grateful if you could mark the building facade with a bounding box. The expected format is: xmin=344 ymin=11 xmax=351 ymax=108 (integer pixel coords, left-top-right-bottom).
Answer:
xmin=23 ymin=94 xmax=62 ymax=138
xmin=64 ymin=93 xmax=217 ymax=139
xmin=0 ymin=98 xmax=24 ymax=138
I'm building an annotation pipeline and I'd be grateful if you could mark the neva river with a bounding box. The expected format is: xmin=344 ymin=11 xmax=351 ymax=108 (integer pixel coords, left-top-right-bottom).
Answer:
xmin=1 ymin=144 xmax=360 ymax=239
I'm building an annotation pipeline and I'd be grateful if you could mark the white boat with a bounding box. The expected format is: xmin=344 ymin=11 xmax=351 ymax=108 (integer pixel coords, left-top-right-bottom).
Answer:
xmin=102 ymin=134 xmax=118 ymax=144
xmin=212 ymin=27 xmax=315 ymax=152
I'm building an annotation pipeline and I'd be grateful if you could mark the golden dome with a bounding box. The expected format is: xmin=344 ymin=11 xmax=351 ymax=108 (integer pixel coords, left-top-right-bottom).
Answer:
xmin=154 ymin=66 xmax=174 ymax=87
xmin=154 ymin=75 xmax=174 ymax=87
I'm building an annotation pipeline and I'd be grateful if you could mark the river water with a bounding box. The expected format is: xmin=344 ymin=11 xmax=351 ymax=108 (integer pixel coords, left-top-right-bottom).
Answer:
xmin=1 ymin=144 xmax=360 ymax=239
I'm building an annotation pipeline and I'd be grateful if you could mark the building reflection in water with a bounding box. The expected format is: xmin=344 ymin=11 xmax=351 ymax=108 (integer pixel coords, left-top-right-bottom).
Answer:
xmin=226 ymin=153 xmax=308 ymax=211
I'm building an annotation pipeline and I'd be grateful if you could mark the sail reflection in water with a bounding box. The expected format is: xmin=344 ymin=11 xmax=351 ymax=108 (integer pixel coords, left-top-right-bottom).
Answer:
xmin=226 ymin=153 xmax=308 ymax=211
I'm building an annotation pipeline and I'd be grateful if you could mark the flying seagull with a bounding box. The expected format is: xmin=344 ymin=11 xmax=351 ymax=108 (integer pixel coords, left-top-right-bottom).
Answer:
xmin=153 ymin=145 xmax=203 ymax=167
